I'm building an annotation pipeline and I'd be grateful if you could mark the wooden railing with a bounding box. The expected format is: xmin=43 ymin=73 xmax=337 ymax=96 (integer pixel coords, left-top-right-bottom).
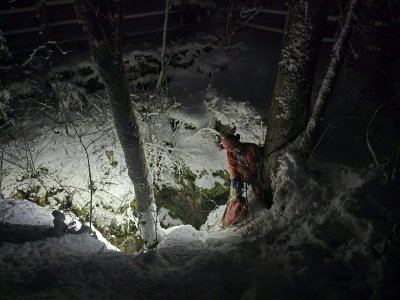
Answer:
xmin=1 ymin=0 xmax=183 ymax=52
xmin=244 ymin=8 xmax=338 ymax=42
xmin=1 ymin=1 xmax=340 ymax=52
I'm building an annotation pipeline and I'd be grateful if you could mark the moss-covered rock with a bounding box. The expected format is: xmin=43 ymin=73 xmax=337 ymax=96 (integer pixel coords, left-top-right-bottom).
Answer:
xmin=155 ymin=168 xmax=230 ymax=229
xmin=36 ymin=195 xmax=48 ymax=207
xmin=12 ymin=183 xmax=65 ymax=208
xmin=12 ymin=190 xmax=25 ymax=200
xmin=71 ymin=205 xmax=89 ymax=222
xmin=103 ymin=220 xmax=144 ymax=253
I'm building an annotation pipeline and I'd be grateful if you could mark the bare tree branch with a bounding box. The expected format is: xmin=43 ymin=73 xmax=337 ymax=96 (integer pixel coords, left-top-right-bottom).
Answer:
xmin=69 ymin=121 xmax=95 ymax=228
xmin=156 ymin=0 xmax=171 ymax=91
xmin=296 ymin=0 xmax=359 ymax=154
xmin=0 ymin=148 xmax=4 ymax=198
xmin=366 ymin=103 xmax=383 ymax=168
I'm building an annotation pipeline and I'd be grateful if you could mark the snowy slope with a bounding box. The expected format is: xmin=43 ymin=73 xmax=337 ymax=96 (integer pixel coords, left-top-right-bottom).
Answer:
xmin=1 ymin=154 xmax=398 ymax=299
xmin=0 ymin=78 xmax=266 ymax=238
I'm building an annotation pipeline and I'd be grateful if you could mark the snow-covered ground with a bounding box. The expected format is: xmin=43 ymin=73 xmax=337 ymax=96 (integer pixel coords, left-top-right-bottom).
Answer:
xmin=1 ymin=153 xmax=398 ymax=299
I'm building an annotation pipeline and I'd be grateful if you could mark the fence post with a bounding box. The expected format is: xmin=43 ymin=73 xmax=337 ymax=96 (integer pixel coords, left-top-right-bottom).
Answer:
xmin=36 ymin=0 xmax=49 ymax=43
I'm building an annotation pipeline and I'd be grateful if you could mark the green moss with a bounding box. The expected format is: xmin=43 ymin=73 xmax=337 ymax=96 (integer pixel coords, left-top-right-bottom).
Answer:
xmin=12 ymin=184 xmax=65 ymax=207
xmin=13 ymin=190 xmax=25 ymax=200
xmin=58 ymin=198 xmax=70 ymax=210
xmin=102 ymin=204 xmax=114 ymax=212
xmin=71 ymin=205 xmax=89 ymax=222
xmin=118 ymin=204 xmax=130 ymax=214
xmin=174 ymin=167 xmax=197 ymax=185
xmin=212 ymin=170 xmax=229 ymax=180
xmin=104 ymin=221 xmax=144 ymax=253
xmin=36 ymin=195 xmax=48 ymax=207
xmin=130 ymin=198 xmax=137 ymax=210
xmin=112 ymin=235 xmax=144 ymax=253
xmin=155 ymin=168 xmax=230 ymax=229
xmin=105 ymin=150 xmax=118 ymax=168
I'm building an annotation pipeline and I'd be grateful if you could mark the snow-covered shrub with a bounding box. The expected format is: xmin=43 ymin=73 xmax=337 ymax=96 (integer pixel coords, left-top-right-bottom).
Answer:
xmin=0 ymin=79 xmax=39 ymax=126
xmin=49 ymin=80 xmax=88 ymax=113
xmin=197 ymin=48 xmax=230 ymax=76
xmin=51 ymin=62 xmax=104 ymax=92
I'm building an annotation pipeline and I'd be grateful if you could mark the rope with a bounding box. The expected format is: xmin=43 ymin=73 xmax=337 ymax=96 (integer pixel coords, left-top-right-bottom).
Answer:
xmin=244 ymin=180 xmax=256 ymax=225
xmin=264 ymin=125 xmax=307 ymax=158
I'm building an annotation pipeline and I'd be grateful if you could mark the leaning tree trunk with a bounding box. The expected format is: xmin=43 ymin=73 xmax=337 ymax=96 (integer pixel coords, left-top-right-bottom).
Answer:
xmin=296 ymin=0 xmax=359 ymax=156
xmin=263 ymin=0 xmax=328 ymax=187
xmin=73 ymin=0 xmax=157 ymax=247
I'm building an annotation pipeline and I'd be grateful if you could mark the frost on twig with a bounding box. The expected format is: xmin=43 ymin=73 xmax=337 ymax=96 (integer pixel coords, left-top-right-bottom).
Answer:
xmin=49 ymin=80 xmax=89 ymax=135
xmin=365 ymin=94 xmax=400 ymax=182
xmin=22 ymin=41 xmax=70 ymax=66
xmin=366 ymin=104 xmax=382 ymax=169
xmin=224 ymin=1 xmax=260 ymax=48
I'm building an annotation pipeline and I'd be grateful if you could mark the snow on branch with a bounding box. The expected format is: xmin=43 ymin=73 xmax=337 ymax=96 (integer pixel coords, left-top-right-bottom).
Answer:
xmin=22 ymin=41 xmax=70 ymax=66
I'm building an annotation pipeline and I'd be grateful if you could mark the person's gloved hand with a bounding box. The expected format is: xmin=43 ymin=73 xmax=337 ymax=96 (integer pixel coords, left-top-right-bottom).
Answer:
xmin=229 ymin=187 xmax=238 ymax=199
xmin=231 ymin=178 xmax=237 ymax=188
xmin=229 ymin=179 xmax=242 ymax=199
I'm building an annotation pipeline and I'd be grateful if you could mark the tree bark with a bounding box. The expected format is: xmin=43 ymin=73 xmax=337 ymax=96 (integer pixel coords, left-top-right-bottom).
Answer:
xmin=263 ymin=0 xmax=328 ymax=186
xmin=73 ymin=0 xmax=157 ymax=247
xmin=296 ymin=0 xmax=359 ymax=155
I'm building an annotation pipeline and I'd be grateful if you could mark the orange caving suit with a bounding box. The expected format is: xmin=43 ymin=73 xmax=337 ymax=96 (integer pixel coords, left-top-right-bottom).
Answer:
xmin=226 ymin=143 xmax=263 ymax=182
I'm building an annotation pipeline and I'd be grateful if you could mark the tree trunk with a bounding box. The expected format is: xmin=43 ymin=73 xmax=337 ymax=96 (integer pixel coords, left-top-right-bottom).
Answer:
xmin=156 ymin=0 xmax=171 ymax=91
xmin=263 ymin=0 xmax=328 ymax=187
xmin=73 ymin=0 xmax=157 ymax=247
xmin=296 ymin=0 xmax=359 ymax=155
xmin=0 ymin=29 xmax=12 ymax=64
